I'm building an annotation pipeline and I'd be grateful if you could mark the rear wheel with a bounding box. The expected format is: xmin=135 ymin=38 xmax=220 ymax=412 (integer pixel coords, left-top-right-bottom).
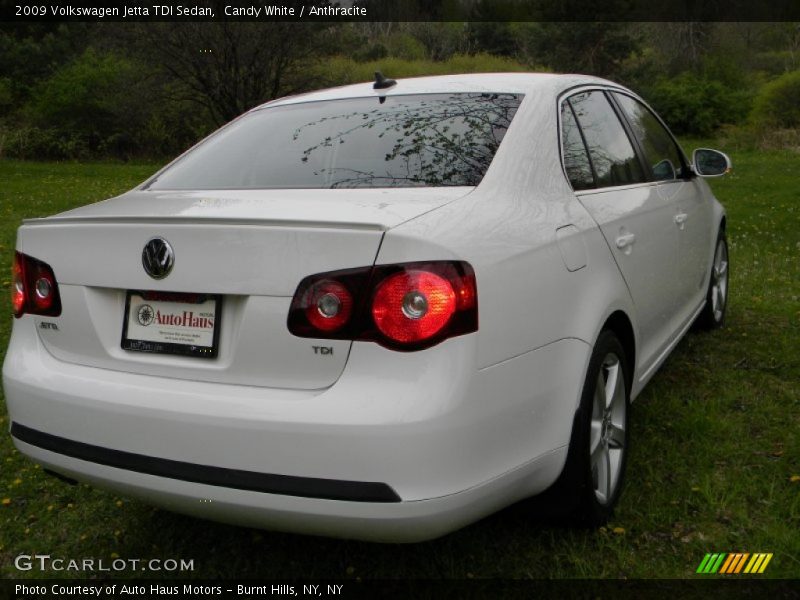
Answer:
xmin=545 ymin=330 xmax=630 ymax=526
xmin=587 ymin=349 xmax=628 ymax=511
xmin=697 ymin=229 xmax=729 ymax=329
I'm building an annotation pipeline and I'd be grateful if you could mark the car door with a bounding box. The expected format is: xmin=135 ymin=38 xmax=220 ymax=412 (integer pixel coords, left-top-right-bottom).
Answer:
xmin=610 ymin=92 xmax=714 ymax=328
xmin=561 ymin=90 xmax=679 ymax=374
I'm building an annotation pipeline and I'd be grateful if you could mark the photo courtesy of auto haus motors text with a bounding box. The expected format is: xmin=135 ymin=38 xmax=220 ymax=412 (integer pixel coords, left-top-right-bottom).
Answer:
xmin=1 ymin=0 xmax=799 ymax=595
xmin=14 ymin=583 xmax=343 ymax=597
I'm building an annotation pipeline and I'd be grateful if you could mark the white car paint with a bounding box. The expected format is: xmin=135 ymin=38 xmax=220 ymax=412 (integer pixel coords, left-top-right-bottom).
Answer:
xmin=3 ymin=73 xmax=726 ymax=541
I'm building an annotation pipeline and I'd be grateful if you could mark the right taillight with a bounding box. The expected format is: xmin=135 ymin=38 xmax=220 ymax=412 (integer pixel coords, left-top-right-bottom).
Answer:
xmin=11 ymin=251 xmax=62 ymax=318
xmin=288 ymin=261 xmax=477 ymax=351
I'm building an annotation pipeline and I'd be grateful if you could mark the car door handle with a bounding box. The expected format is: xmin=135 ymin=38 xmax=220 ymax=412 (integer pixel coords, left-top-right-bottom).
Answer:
xmin=674 ymin=213 xmax=688 ymax=228
xmin=615 ymin=233 xmax=636 ymax=249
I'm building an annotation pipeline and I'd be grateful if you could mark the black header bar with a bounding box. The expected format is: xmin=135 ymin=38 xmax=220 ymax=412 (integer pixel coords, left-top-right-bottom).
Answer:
xmin=5 ymin=0 xmax=800 ymax=23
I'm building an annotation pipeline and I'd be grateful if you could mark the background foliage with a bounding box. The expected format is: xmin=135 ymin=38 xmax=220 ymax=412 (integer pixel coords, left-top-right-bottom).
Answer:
xmin=1 ymin=22 xmax=799 ymax=160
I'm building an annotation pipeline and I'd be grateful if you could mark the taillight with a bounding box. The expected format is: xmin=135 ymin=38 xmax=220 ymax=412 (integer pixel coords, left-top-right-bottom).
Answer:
xmin=288 ymin=261 xmax=477 ymax=351
xmin=11 ymin=251 xmax=62 ymax=318
xmin=304 ymin=279 xmax=353 ymax=332
xmin=11 ymin=253 xmax=25 ymax=316
xmin=372 ymin=271 xmax=456 ymax=343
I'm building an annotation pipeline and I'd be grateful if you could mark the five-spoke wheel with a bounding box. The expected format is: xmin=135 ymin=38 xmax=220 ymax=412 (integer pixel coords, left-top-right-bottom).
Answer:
xmin=546 ymin=329 xmax=631 ymax=525
xmin=698 ymin=229 xmax=729 ymax=329
xmin=590 ymin=353 xmax=627 ymax=506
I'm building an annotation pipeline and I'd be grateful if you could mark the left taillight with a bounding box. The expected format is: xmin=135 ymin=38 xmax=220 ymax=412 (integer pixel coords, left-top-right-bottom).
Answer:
xmin=11 ymin=251 xmax=62 ymax=318
xmin=288 ymin=261 xmax=477 ymax=351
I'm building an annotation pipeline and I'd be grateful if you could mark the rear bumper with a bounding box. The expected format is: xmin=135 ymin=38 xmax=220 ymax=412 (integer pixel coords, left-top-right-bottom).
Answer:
xmin=11 ymin=422 xmax=400 ymax=502
xmin=3 ymin=317 xmax=589 ymax=541
xmin=11 ymin=430 xmax=566 ymax=543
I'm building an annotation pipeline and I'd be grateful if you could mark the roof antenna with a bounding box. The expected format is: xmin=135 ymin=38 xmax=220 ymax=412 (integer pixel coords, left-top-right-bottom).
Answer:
xmin=373 ymin=71 xmax=396 ymax=90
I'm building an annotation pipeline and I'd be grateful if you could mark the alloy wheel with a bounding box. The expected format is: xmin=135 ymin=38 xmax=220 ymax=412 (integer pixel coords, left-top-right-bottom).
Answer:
xmin=711 ymin=239 xmax=729 ymax=323
xmin=590 ymin=353 xmax=627 ymax=505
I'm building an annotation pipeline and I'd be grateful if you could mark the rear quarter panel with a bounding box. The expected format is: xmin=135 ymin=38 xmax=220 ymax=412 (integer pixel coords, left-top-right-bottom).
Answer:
xmin=378 ymin=83 xmax=638 ymax=394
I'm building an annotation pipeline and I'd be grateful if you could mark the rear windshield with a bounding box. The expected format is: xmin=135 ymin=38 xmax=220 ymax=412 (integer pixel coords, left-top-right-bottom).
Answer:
xmin=147 ymin=93 xmax=523 ymax=190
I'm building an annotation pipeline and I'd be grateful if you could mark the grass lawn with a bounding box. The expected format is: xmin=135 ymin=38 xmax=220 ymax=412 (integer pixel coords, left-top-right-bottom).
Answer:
xmin=0 ymin=149 xmax=798 ymax=579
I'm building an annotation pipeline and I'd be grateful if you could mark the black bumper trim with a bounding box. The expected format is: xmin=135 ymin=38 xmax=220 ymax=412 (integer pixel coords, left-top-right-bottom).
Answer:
xmin=11 ymin=422 xmax=401 ymax=503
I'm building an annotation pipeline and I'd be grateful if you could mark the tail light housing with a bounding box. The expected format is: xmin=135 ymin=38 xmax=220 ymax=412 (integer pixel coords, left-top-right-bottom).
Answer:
xmin=288 ymin=261 xmax=477 ymax=351
xmin=11 ymin=251 xmax=62 ymax=318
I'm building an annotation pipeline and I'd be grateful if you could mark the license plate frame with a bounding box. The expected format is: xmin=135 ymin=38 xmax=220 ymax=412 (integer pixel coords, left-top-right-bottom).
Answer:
xmin=121 ymin=291 xmax=221 ymax=359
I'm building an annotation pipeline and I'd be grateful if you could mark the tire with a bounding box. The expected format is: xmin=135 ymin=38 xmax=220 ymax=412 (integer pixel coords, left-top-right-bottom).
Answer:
xmin=543 ymin=330 xmax=631 ymax=526
xmin=696 ymin=229 xmax=729 ymax=330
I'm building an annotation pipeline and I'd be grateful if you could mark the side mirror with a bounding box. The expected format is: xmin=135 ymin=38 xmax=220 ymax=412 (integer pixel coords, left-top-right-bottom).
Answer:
xmin=692 ymin=148 xmax=732 ymax=177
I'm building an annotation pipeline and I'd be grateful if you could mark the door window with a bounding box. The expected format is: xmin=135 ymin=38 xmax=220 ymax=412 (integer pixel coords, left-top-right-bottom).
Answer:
xmin=567 ymin=91 xmax=646 ymax=189
xmin=612 ymin=93 xmax=686 ymax=181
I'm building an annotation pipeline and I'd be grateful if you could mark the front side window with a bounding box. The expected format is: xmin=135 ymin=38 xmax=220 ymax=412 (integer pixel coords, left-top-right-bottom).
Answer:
xmin=148 ymin=93 xmax=523 ymax=190
xmin=613 ymin=93 xmax=686 ymax=181
xmin=567 ymin=91 xmax=646 ymax=189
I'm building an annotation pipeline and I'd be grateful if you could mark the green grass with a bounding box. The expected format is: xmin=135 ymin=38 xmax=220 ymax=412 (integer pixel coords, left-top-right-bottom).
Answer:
xmin=0 ymin=150 xmax=798 ymax=580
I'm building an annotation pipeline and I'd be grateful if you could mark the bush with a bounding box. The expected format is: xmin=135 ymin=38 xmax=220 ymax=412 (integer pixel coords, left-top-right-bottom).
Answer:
xmin=4 ymin=48 xmax=214 ymax=160
xmin=385 ymin=33 xmax=427 ymax=62
xmin=751 ymin=70 xmax=800 ymax=128
xmin=716 ymin=123 xmax=800 ymax=152
xmin=0 ymin=125 xmax=88 ymax=160
xmin=29 ymin=49 xmax=143 ymax=146
xmin=644 ymin=72 xmax=752 ymax=137
xmin=353 ymin=43 xmax=388 ymax=62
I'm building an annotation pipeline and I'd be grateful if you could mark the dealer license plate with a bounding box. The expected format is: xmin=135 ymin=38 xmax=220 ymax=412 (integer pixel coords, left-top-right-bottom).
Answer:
xmin=121 ymin=291 xmax=221 ymax=358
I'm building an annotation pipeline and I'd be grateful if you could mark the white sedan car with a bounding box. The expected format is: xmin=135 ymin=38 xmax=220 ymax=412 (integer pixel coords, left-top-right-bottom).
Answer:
xmin=3 ymin=73 xmax=730 ymax=542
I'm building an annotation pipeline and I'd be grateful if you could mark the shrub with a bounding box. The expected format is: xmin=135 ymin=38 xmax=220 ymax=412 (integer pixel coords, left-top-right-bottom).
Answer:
xmin=384 ymin=33 xmax=427 ymax=62
xmin=6 ymin=48 xmax=213 ymax=160
xmin=30 ymin=49 xmax=142 ymax=143
xmin=751 ymin=70 xmax=800 ymax=128
xmin=644 ymin=72 xmax=752 ymax=137
xmin=0 ymin=125 xmax=88 ymax=160
xmin=353 ymin=43 xmax=388 ymax=62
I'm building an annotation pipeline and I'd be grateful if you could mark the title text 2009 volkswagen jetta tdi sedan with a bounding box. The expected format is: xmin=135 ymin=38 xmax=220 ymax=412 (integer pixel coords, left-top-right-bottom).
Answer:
xmin=3 ymin=73 xmax=731 ymax=541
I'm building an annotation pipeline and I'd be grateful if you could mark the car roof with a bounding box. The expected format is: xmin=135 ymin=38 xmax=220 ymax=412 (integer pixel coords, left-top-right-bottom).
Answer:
xmin=257 ymin=73 xmax=620 ymax=109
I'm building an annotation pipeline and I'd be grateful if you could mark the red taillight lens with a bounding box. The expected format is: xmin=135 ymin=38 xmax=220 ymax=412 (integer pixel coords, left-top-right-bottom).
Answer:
xmin=288 ymin=261 xmax=477 ymax=351
xmin=372 ymin=271 xmax=456 ymax=343
xmin=304 ymin=279 xmax=353 ymax=332
xmin=12 ymin=252 xmax=26 ymax=317
xmin=11 ymin=251 xmax=62 ymax=318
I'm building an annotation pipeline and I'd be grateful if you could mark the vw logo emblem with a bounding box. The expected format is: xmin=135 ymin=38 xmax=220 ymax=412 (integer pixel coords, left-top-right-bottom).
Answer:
xmin=142 ymin=237 xmax=174 ymax=280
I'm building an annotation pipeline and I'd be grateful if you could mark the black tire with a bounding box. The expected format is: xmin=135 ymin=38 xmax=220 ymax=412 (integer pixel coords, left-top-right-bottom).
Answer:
xmin=542 ymin=330 xmax=631 ymax=526
xmin=696 ymin=228 xmax=729 ymax=330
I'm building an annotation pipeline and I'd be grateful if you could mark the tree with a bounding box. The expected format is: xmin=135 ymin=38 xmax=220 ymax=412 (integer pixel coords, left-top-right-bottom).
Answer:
xmin=514 ymin=23 xmax=640 ymax=79
xmin=134 ymin=22 xmax=331 ymax=125
xmin=0 ymin=22 xmax=94 ymax=116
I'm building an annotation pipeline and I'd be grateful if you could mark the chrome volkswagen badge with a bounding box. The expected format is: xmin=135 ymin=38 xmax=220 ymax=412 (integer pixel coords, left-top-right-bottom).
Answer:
xmin=142 ymin=237 xmax=174 ymax=279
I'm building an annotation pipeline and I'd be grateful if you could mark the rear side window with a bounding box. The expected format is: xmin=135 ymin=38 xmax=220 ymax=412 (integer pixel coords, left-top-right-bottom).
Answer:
xmin=613 ymin=93 xmax=686 ymax=181
xmin=560 ymin=101 xmax=595 ymax=190
xmin=148 ymin=93 xmax=523 ymax=190
xmin=567 ymin=91 xmax=646 ymax=189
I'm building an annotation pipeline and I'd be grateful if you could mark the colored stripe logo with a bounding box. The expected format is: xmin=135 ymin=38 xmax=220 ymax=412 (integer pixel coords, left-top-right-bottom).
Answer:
xmin=696 ymin=553 xmax=773 ymax=574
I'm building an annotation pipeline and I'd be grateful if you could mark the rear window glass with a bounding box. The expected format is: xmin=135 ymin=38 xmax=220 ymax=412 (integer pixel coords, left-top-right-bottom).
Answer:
xmin=148 ymin=93 xmax=523 ymax=190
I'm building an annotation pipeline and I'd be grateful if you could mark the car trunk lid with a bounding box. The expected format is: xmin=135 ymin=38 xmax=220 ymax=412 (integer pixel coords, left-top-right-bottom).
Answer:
xmin=17 ymin=187 xmax=470 ymax=389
